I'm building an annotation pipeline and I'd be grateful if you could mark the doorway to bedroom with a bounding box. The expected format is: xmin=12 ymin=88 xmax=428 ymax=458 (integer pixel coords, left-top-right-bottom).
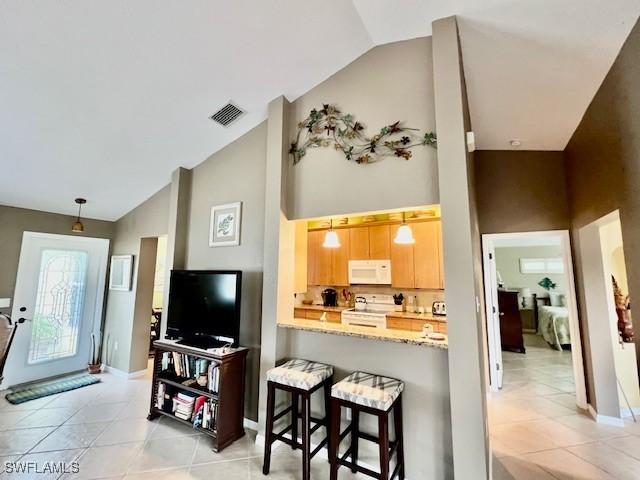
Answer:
xmin=482 ymin=231 xmax=587 ymax=408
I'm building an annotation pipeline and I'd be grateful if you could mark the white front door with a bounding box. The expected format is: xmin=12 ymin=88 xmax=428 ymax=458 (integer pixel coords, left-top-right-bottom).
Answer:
xmin=2 ymin=232 xmax=109 ymax=388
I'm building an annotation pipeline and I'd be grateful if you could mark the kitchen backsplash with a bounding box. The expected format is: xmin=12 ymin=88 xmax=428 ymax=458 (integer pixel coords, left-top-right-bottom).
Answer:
xmin=300 ymin=285 xmax=445 ymax=309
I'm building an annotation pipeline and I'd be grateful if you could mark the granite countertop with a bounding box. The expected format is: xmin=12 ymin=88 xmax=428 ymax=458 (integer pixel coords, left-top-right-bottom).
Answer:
xmin=386 ymin=311 xmax=447 ymax=322
xmin=279 ymin=318 xmax=448 ymax=349
xmin=295 ymin=304 xmax=348 ymax=312
xmin=296 ymin=305 xmax=446 ymax=322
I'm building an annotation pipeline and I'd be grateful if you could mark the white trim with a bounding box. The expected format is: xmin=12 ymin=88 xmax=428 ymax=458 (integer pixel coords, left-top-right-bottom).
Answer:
xmin=588 ymin=404 xmax=625 ymax=427
xmin=481 ymin=230 xmax=588 ymax=410
xmin=102 ymin=364 xmax=148 ymax=379
xmin=243 ymin=418 xmax=259 ymax=431
xmin=620 ymin=407 xmax=640 ymax=419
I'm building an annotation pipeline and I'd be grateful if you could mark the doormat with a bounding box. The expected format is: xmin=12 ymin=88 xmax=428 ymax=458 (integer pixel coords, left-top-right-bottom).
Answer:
xmin=5 ymin=372 xmax=101 ymax=404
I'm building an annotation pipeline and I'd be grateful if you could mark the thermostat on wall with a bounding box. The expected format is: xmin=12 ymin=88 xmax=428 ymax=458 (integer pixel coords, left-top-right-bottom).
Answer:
xmin=0 ymin=298 xmax=11 ymax=309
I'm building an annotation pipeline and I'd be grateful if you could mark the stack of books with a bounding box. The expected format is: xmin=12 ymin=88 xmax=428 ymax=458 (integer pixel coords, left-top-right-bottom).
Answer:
xmin=208 ymin=362 xmax=221 ymax=393
xmin=192 ymin=397 xmax=219 ymax=432
xmin=161 ymin=352 xmax=219 ymax=390
xmin=172 ymin=391 xmax=197 ymax=420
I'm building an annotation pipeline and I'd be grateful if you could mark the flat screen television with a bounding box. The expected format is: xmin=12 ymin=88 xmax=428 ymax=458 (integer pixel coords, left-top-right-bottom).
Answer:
xmin=166 ymin=270 xmax=242 ymax=348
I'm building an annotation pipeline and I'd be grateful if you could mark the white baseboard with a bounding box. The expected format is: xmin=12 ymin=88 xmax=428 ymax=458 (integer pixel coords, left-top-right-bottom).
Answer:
xmin=587 ymin=404 xmax=625 ymax=427
xmin=243 ymin=418 xmax=259 ymax=431
xmin=102 ymin=364 xmax=148 ymax=379
xmin=620 ymin=407 xmax=640 ymax=419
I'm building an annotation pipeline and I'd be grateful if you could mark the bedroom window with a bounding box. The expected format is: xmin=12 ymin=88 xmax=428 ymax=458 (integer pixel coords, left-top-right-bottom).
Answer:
xmin=519 ymin=257 xmax=564 ymax=274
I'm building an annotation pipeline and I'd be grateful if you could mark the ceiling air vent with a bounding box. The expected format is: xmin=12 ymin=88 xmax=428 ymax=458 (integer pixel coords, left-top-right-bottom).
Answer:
xmin=209 ymin=102 xmax=245 ymax=126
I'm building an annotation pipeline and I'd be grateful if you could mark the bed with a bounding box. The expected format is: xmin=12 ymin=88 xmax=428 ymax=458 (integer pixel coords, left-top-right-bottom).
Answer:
xmin=538 ymin=306 xmax=571 ymax=350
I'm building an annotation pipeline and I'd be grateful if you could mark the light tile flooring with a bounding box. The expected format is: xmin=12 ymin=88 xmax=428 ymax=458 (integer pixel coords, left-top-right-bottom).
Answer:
xmin=0 ymin=366 xmax=367 ymax=480
xmin=491 ymin=334 xmax=640 ymax=479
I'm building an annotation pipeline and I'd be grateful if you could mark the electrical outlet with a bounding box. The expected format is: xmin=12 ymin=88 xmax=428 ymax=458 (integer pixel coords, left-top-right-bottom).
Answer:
xmin=114 ymin=341 xmax=119 ymax=351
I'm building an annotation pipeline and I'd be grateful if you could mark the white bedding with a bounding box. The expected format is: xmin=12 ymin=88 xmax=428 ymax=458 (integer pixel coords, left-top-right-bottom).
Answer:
xmin=538 ymin=306 xmax=570 ymax=350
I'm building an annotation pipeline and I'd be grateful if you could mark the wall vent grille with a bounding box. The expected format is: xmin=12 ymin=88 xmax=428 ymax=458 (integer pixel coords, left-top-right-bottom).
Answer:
xmin=209 ymin=102 xmax=244 ymax=126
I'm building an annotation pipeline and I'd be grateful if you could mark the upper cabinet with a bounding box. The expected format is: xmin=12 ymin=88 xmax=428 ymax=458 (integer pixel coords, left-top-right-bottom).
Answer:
xmin=308 ymin=229 xmax=350 ymax=286
xmin=369 ymin=225 xmax=390 ymax=260
xmin=389 ymin=224 xmax=415 ymax=288
xmin=307 ymin=220 xmax=444 ymax=289
xmin=413 ymin=221 xmax=443 ymax=289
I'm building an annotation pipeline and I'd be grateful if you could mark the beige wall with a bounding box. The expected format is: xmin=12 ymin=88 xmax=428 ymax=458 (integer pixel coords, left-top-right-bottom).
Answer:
xmin=103 ymin=185 xmax=170 ymax=372
xmin=474 ymin=150 xmax=570 ymax=234
xmin=0 ymin=205 xmax=114 ymax=305
xmin=495 ymin=245 xmax=565 ymax=297
xmin=565 ymin=18 xmax=640 ymax=395
xmin=286 ymin=37 xmax=439 ymax=220
xmin=185 ymin=122 xmax=268 ymax=421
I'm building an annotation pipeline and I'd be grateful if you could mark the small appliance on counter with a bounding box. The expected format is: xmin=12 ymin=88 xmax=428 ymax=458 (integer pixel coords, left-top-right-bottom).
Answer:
xmin=322 ymin=288 xmax=338 ymax=307
xmin=354 ymin=296 xmax=367 ymax=311
xmin=432 ymin=301 xmax=446 ymax=316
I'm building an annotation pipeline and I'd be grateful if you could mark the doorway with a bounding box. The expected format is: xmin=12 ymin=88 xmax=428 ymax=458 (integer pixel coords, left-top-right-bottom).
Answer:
xmin=2 ymin=232 xmax=109 ymax=387
xmin=482 ymin=230 xmax=587 ymax=410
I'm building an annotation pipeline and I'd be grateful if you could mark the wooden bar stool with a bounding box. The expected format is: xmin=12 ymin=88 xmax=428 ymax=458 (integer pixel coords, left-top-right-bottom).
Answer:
xmin=263 ymin=359 xmax=334 ymax=480
xmin=329 ymin=372 xmax=405 ymax=480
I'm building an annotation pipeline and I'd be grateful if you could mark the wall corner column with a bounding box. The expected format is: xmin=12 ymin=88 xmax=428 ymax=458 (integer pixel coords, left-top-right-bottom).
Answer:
xmin=258 ymin=95 xmax=293 ymax=433
xmin=160 ymin=166 xmax=192 ymax=338
xmin=432 ymin=15 xmax=490 ymax=480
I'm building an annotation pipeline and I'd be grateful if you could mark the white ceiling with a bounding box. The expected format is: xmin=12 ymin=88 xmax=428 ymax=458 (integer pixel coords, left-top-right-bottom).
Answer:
xmin=1 ymin=1 xmax=638 ymax=220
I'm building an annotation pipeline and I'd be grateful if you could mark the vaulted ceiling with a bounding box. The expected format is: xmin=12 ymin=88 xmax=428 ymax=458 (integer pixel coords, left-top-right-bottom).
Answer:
xmin=1 ymin=1 xmax=638 ymax=220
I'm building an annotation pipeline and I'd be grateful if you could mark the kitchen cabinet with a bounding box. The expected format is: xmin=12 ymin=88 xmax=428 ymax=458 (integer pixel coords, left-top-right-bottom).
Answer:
xmin=369 ymin=225 xmax=390 ymax=259
xmin=389 ymin=224 xmax=415 ymax=288
xmin=331 ymin=229 xmax=350 ymax=286
xmin=349 ymin=227 xmax=369 ymax=260
xmin=413 ymin=221 xmax=443 ymax=289
xmin=307 ymin=229 xmax=349 ymax=286
xmin=294 ymin=307 xmax=342 ymax=323
xmin=386 ymin=315 xmax=448 ymax=334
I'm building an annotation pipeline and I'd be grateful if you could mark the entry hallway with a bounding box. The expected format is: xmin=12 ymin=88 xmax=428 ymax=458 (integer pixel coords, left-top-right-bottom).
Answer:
xmin=0 ymin=368 xmax=368 ymax=479
xmin=491 ymin=335 xmax=640 ymax=479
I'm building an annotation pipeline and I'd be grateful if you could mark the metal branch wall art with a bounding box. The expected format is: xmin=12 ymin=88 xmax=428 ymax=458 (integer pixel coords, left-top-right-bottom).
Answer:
xmin=289 ymin=104 xmax=437 ymax=165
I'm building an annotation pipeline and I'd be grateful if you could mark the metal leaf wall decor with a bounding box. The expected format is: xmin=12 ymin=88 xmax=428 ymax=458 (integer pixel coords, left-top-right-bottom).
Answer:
xmin=289 ymin=104 xmax=437 ymax=165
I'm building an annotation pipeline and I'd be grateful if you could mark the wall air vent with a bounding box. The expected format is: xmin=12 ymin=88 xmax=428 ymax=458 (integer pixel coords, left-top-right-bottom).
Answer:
xmin=209 ymin=102 xmax=245 ymax=126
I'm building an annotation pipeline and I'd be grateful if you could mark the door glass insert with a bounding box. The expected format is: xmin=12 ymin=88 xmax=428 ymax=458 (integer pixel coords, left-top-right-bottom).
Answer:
xmin=28 ymin=249 xmax=88 ymax=364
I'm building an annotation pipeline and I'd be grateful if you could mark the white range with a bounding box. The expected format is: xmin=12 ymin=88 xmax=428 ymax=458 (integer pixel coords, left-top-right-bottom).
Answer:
xmin=341 ymin=293 xmax=397 ymax=329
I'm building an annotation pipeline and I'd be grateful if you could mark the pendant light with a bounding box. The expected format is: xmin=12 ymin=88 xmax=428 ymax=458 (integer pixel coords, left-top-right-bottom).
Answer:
xmin=71 ymin=198 xmax=86 ymax=233
xmin=322 ymin=219 xmax=341 ymax=248
xmin=394 ymin=212 xmax=415 ymax=244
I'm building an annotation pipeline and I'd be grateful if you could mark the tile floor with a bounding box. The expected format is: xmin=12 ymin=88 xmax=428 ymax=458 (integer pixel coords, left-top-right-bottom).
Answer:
xmin=0 ymin=365 xmax=368 ymax=479
xmin=491 ymin=334 xmax=640 ymax=479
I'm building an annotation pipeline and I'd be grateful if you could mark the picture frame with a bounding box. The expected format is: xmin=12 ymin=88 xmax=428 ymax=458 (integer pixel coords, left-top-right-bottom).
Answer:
xmin=209 ymin=202 xmax=242 ymax=247
xmin=109 ymin=255 xmax=134 ymax=291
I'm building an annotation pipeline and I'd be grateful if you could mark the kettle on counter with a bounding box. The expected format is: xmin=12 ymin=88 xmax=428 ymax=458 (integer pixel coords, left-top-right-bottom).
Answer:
xmin=354 ymin=296 xmax=367 ymax=311
xmin=322 ymin=288 xmax=338 ymax=307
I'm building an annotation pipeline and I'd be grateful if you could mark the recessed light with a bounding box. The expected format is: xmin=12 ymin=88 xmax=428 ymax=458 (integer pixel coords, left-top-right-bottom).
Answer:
xmin=510 ymin=139 xmax=522 ymax=147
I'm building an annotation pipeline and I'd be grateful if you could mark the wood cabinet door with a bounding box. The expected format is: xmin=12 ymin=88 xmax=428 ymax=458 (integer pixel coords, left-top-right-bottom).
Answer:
xmin=437 ymin=221 xmax=444 ymax=289
xmin=413 ymin=221 xmax=442 ymax=289
xmin=369 ymin=225 xmax=390 ymax=259
xmin=349 ymin=227 xmax=369 ymax=260
xmin=331 ymin=229 xmax=350 ymax=286
xmin=307 ymin=230 xmax=320 ymax=285
xmin=389 ymin=224 xmax=415 ymax=288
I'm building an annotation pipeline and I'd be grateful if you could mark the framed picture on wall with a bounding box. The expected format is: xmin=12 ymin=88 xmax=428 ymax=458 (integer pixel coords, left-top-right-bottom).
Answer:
xmin=109 ymin=255 xmax=134 ymax=291
xmin=209 ymin=202 xmax=242 ymax=247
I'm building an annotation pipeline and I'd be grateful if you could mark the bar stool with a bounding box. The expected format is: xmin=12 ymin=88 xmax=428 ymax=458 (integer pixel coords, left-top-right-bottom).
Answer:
xmin=263 ymin=359 xmax=334 ymax=480
xmin=329 ymin=372 xmax=405 ymax=480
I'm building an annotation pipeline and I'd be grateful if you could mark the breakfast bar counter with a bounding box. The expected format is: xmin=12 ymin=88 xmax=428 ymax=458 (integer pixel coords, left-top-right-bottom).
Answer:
xmin=278 ymin=317 xmax=448 ymax=349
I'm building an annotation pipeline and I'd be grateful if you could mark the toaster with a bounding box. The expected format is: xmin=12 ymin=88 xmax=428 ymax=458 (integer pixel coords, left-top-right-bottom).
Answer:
xmin=432 ymin=301 xmax=446 ymax=316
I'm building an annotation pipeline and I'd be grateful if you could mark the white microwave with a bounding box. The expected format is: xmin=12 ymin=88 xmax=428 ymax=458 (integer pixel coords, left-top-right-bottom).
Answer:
xmin=348 ymin=260 xmax=392 ymax=285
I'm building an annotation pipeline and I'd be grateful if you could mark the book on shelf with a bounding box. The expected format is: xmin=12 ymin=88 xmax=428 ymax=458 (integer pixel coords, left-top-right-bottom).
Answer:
xmin=193 ymin=397 xmax=219 ymax=432
xmin=161 ymin=352 xmax=220 ymax=392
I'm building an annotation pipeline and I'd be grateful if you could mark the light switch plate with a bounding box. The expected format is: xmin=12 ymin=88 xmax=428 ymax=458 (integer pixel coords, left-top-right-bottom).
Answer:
xmin=0 ymin=298 xmax=11 ymax=309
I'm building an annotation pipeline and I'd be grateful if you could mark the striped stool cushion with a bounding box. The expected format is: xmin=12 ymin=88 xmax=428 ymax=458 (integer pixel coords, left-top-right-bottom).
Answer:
xmin=332 ymin=372 xmax=403 ymax=411
xmin=267 ymin=359 xmax=333 ymax=391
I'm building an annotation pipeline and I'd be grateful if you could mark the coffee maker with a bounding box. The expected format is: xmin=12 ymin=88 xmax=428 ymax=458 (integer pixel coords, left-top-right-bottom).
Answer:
xmin=322 ymin=288 xmax=338 ymax=307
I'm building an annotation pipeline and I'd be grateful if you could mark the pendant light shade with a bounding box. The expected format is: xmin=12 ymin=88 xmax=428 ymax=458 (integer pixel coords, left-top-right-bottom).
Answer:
xmin=394 ymin=213 xmax=415 ymax=245
xmin=322 ymin=219 xmax=341 ymax=248
xmin=72 ymin=198 xmax=86 ymax=233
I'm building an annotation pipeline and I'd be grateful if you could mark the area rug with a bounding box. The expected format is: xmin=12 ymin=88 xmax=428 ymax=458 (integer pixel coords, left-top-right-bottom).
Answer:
xmin=5 ymin=372 xmax=101 ymax=404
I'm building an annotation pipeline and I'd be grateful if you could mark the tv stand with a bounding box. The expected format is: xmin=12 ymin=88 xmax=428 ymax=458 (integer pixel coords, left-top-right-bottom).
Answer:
xmin=176 ymin=337 xmax=229 ymax=350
